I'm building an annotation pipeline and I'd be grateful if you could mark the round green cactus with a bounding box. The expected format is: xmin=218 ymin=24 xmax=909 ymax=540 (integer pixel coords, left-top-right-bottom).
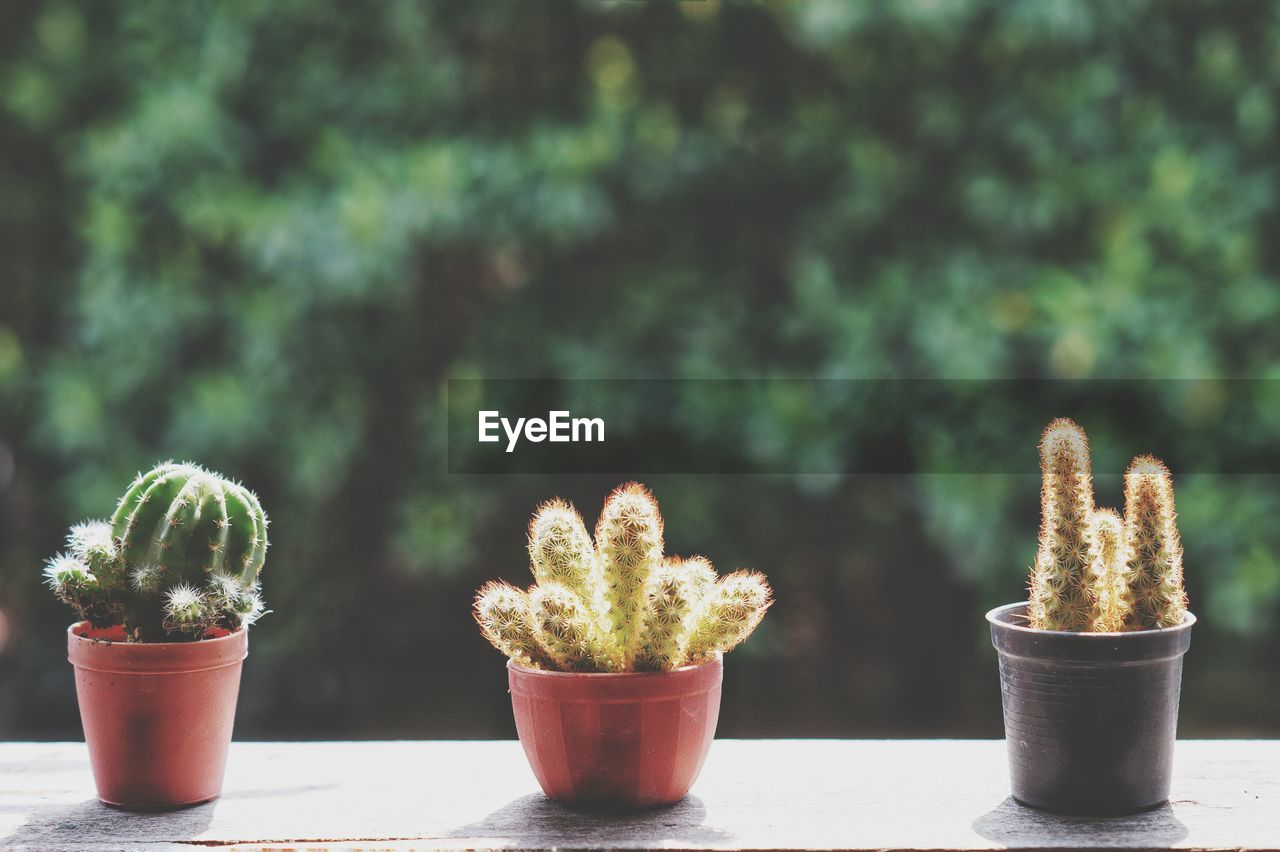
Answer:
xmin=112 ymin=461 xmax=268 ymax=586
xmin=44 ymin=461 xmax=269 ymax=642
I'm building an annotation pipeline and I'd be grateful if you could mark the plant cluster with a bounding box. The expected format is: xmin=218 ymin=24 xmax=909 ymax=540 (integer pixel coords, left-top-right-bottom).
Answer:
xmin=1029 ymin=418 xmax=1187 ymax=632
xmin=475 ymin=483 xmax=772 ymax=672
xmin=44 ymin=462 xmax=269 ymax=642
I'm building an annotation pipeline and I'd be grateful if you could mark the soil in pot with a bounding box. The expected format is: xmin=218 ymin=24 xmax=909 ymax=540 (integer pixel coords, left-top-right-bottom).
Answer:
xmin=508 ymin=655 xmax=722 ymax=811
xmin=987 ymin=602 xmax=1195 ymax=816
xmin=68 ymin=622 xmax=248 ymax=809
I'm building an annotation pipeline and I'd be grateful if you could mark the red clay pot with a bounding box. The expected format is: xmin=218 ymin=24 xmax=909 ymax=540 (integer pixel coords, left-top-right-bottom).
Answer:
xmin=508 ymin=655 xmax=723 ymax=811
xmin=67 ymin=622 xmax=248 ymax=809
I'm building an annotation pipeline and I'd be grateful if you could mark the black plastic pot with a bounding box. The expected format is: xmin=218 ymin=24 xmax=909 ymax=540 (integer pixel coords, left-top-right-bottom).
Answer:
xmin=987 ymin=602 xmax=1195 ymax=816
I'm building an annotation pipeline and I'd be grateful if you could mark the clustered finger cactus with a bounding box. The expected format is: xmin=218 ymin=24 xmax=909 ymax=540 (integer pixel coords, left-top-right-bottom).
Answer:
xmin=1028 ymin=419 xmax=1187 ymax=632
xmin=475 ymin=482 xmax=772 ymax=672
xmin=44 ymin=461 xmax=269 ymax=642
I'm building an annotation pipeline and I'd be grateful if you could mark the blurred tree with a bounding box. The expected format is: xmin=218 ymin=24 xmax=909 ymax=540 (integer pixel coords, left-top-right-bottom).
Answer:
xmin=1 ymin=0 xmax=1278 ymax=738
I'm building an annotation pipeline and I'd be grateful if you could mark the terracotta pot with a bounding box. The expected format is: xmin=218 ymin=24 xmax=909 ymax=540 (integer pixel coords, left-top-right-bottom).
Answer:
xmin=508 ymin=656 xmax=723 ymax=811
xmin=67 ymin=622 xmax=248 ymax=809
xmin=988 ymin=602 xmax=1195 ymax=815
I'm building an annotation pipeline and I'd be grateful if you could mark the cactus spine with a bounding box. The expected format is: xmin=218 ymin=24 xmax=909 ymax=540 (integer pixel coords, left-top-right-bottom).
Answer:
xmin=1029 ymin=419 xmax=1095 ymax=631
xmin=1122 ymin=455 xmax=1187 ymax=629
xmin=43 ymin=462 xmax=269 ymax=642
xmin=474 ymin=483 xmax=772 ymax=672
xmin=1024 ymin=420 xmax=1189 ymax=633
xmin=1085 ymin=509 xmax=1130 ymax=632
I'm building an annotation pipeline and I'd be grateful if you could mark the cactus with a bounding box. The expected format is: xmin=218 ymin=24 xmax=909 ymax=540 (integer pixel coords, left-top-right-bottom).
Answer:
xmin=1024 ymin=420 xmax=1189 ymax=633
xmin=527 ymin=499 xmax=612 ymax=644
xmin=1085 ymin=509 xmax=1130 ymax=632
xmin=683 ymin=571 xmax=773 ymax=664
xmin=529 ymin=582 xmax=617 ymax=672
xmin=528 ymin=499 xmax=598 ymax=593
xmin=1122 ymin=455 xmax=1187 ymax=629
xmin=1029 ymin=418 xmax=1096 ymax=631
xmin=595 ymin=483 xmax=665 ymax=667
xmin=474 ymin=581 xmax=555 ymax=670
xmin=680 ymin=555 xmax=718 ymax=601
xmin=634 ymin=561 xmax=698 ymax=671
xmin=474 ymin=483 xmax=771 ymax=672
xmin=43 ymin=461 xmax=269 ymax=642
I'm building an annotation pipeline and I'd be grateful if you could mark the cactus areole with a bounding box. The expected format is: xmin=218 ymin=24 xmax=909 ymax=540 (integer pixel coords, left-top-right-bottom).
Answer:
xmin=45 ymin=461 xmax=270 ymax=643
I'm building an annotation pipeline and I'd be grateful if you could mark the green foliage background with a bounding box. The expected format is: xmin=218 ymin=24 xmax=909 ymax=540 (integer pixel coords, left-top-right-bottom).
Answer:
xmin=2 ymin=0 xmax=1278 ymax=737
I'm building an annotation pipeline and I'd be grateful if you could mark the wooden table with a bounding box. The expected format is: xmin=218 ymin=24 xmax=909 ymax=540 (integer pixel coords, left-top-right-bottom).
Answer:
xmin=1 ymin=740 xmax=1274 ymax=850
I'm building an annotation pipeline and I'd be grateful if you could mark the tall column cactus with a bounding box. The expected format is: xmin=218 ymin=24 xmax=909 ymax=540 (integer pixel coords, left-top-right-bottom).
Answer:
xmin=43 ymin=461 xmax=269 ymax=642
xmin=1122 ymin=455 xmax=1187 ymax=629
xmin=595 ymin=483 xmax=664 ymax=668
xmin=474 ymin=483 xmax=772 ymax=672
xmin=1085 ymin=509 xmax=1130 ymax=632
xmin=1029 ymin=418 xmax=1096 ymax=631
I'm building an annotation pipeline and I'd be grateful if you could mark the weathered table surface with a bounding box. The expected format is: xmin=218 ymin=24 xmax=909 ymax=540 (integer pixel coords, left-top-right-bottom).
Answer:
xmin=0 ymin=740 xmax=1274 ymax=851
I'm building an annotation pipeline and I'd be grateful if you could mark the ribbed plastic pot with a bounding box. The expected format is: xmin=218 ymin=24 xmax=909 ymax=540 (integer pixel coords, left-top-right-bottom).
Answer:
xmin=987 ymin=602 xmax=1195 ymax=815
xmin=508 ymin=656 xmax=722 ymax=811
xmin=67 ymin=622 xmax=248 ymax=809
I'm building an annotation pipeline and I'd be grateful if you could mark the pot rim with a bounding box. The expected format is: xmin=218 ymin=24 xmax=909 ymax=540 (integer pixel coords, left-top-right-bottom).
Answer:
xmin=68 ymin=621 xmax=248 ymax=674
xmin=68 ymin=621 xmax=248 ymax=647
xmin=508 ymin=652 xmax=722 ymax=679
xmin=986 ymin=601 xmax=1197 ymax=637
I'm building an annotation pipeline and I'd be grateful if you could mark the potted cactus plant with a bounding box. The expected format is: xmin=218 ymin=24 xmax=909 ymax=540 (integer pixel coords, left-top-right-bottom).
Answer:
xmin=987 ymin=419 xmax=1194 ymax=815
xmin=43 ymin=461 xmax=268 ymax=809
xmin=474 ymin=482 xmax=771 ymax=811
